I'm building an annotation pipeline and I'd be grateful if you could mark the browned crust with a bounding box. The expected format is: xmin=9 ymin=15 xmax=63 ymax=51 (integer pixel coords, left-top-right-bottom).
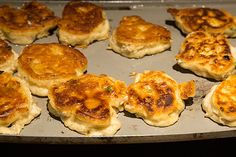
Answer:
xmin=58 ymin=1 xmax=104 ymax=34
xmin=18 ymin=43 xmax=87 ymax=80
xmin=0 ymin=1 xmax=58 ymax=32
xmin=128 ymin=81 xmax=175 ymax=115
xmin=49 ymin=74 xmax=127 ymax=126
xmin=178 ymin=80 xmax=196 ymax=100
xmin=176 ymin=31 xmax=235 ymax=75
xmin=213 ymin=75 xmax=236 ymax=117
xmin=127 ymin=71 xmax=179 ymax=116
xmin=115 ymin=16 xmax=171 ymax=45
xmin=0 ymin=72 xmax=29 ymax=126
xmin=0 ymin=39 xmax=13 ymax=64
xmin=167 ymin=7 xmax=236 ymax=35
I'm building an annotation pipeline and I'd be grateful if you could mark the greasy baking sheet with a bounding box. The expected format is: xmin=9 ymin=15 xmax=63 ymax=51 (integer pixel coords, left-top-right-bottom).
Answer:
xmin=1 ymin=0 xmax=236 ymax=144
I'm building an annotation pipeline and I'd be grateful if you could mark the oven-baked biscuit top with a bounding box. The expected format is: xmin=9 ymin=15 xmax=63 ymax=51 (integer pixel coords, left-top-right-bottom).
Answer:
xmin=48 ymin=74 xmax=127 ymax=136
xmin=176 ymin=31 xmax=236 ymax=80
xmin=17 ymin=43 xmax=88 ymax=97
xmin=124 ymin=71 xmax=195 ymax=127
xmin=58 ymin=1 xmax=109 ymax=47
xmin=0 ymin=1 xmax=58 ymax=45
xmin=167 ymin=7 xmax=236 ymax=37
xmin=0 ymin=72 xmax=41 ymax=135
xmin=202 ymin=75 xmax=236 ymax=127
xmin=0 ymin=39 xmax=17 ymax=72
xmin=109 ymin=16 xmax=171 ymax=59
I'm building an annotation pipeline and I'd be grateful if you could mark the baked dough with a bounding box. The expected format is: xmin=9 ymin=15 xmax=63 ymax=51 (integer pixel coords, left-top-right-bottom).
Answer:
xmin=0 ymin=39 xmax=17 ymax=72
xmin=0 ymin=1 xmax=58 ymax=45
xmin=0 ymin=72 xmax=41 ymax=135
xmin=17 ymin=43 xmax=88 ymax=97
xmin=125 ymin=71 xmax=195 ymax=127
xmin=48 ymin=74 xmax=127 ymax=136
xmin=176 ymin=31 xmax=236 ymax=80
xmin=58 ymin=1 xmax=109 ymax=47
xmin=167 ymin=7 xmax=236 ymax=37
xmin=202 ymin=75 xmax=236 ymax=126
xmin=109 ymin=15 xmax=171 ymax=58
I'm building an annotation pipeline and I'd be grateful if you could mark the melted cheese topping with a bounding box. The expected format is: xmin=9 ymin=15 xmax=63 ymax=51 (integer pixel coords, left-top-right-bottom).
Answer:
xmin=48 ymin=74 xmax=127 ymax=135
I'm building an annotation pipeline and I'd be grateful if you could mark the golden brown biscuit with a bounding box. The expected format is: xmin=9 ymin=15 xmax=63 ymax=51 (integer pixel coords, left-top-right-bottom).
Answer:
xmin=0 ymin=39 xmax=17 ymax=72
xmin=176 ymin=31 xmax=236 ymax=80
xmin=48 ymin=74 xmax=127 ymax=136
xmin=167 ymin=7 xmax=236 ymax=37
xmin=58 ymin=1 xmax=109 ymax=47
xmin=202 ymin=75 xmax=236 ymax=126
xmin=17 ymin=43 xmax=88 ymax=97
xmin=109 ymin=16 xmax=171 ymax=58
xmin=0 ymin=72 xmax=41 ymax=135
xmin=124 ymin=71 xmax=195 ymax=127
xmin=0 ymin=1 xmax=58 ymax=45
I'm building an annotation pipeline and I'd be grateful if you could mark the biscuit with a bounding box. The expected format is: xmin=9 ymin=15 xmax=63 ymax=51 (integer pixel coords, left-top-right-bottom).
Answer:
xmin=58 ymin=1 xmax=109 ymax=47
xmin=176 ymin=31 xmax=236 ymax=80
xmin=202 ymin=75 xmax=236 ymax=126
xmin=0 ymin=72 xmax=41 ymax=135
xmin=109 ymin=16 xmax=171 ymax=59
xmin=17 ymin=43 xmax=88 ymax=97
xmin=0 ymin=39 xmax=17 ymax=72
xmin=0 ymin=1 xmax=58 ymax=45
xmin=48 ymin=74 xmax=127 ymax=136
xmin=124 ymin=71 xmax=195 ymax=127
xmin=167 ymin=7 xmax=236 ymax=37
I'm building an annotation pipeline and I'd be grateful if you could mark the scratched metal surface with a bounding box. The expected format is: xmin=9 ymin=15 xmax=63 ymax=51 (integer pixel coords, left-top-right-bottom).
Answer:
xmin=0 ymin=1 xmax=236 ymax=144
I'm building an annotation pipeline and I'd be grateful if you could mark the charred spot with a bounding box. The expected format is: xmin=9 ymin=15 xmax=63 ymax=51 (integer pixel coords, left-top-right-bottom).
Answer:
xmin=220 ymin=107 xmax=224 ymax=112
xmin=223 ymin=55 xmax=230 ymax=60
xmin=6 ymin=45 xmax=11 ymax=51
xmin=142 ymin=96 xmax=154 ymax=112
xmin=55 ymin=91 xmax=84 ymax=107
xmin=156 ymin=94 xmax=173 ymax=108
xmin=129 ymin=89 xmax=154 ymax=112
xmin=228 ymin=106 xmax=236 ymax=112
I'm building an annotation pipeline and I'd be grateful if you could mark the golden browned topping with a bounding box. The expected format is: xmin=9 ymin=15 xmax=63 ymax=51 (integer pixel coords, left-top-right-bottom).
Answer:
xmin=128 ymin=81 xmax=175 ymax=114
xmin=0 ymin=72 xmax=28 ymax=126
xmin=116 ymin=16 xmax=171 ymax=44
xmin=18 ymin=43 xmax=87 ymax=80
xmin=127 ymin=71 xmax=180 ymax=116
xmin=0 ymin=39 xmax=13 ymax=64
xmin=212 ymin=75 xmax=236 ymax=116
xmin=178 ymin=80 xmax=196 ymax=100
xmin=176 ymin=31 xmax=234 ymax=74
xmin=50 ymin=74 xmax=126 ymax=127
xmin=0 ymin=1 xmax=58 ymax=30
xmin=58 ymin=1 xmax=104 ymax=34
xmin=167 ymin=8 xmax=236 ymax=34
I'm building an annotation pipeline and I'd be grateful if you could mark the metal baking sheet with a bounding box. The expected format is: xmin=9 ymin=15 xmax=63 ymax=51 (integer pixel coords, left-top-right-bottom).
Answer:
xmin=1 ymin=0 xmax=236 ymax=144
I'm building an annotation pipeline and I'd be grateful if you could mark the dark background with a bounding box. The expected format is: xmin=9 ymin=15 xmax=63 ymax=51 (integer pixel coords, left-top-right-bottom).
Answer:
xmin=1 ymin=137 xmax=235 ymax=156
